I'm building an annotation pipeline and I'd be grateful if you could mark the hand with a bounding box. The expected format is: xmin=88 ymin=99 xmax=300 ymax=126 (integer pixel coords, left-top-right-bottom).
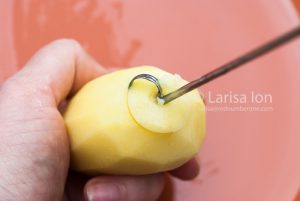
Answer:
xmin=0 ymin=39 xmax=200 ymax=201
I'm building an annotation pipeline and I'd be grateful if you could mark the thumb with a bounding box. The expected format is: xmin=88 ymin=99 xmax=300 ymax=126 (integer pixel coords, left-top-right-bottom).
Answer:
xmin=0 ymin=39 xmax=106 ymax=201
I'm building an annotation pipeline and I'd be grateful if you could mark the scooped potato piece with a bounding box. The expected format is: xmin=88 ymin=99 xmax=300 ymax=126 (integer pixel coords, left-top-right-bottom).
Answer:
xmin=128 ymin=73 xmax=195 ymax=133
xmin=63 ymin=66 xmax=206 ymax=175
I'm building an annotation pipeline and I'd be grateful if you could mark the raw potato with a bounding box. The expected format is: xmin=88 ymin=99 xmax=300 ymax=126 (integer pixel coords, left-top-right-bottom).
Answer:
xmin=63 ymin=66 xmax=206 ymax=175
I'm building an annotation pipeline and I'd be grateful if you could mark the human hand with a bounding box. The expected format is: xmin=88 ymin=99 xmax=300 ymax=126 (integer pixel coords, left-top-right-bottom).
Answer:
xmin=0 ymin=39 xmax=200 ymax=201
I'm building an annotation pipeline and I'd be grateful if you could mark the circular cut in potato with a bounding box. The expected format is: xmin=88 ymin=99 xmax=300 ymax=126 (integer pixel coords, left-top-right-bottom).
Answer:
xmin=128 ymin=73 xmax=193 ymax=133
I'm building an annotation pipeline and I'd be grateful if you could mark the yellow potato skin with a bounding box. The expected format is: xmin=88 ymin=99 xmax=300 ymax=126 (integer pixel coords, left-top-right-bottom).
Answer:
xmin=63 ymin=66 xmax=206 ymax=175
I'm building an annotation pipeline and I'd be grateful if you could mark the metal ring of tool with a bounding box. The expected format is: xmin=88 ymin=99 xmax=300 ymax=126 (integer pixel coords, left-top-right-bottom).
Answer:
xmin=128 ymin=74 xmax=163 ymax=99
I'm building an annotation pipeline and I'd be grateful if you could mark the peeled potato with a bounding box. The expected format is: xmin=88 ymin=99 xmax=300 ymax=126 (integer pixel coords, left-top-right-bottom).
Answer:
xmin=63 ymin=66 xmax=206 ymax=175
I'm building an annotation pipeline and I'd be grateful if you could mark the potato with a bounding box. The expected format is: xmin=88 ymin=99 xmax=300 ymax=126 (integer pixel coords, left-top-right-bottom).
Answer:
xmin=63 ymin=66 xmax=205 ymax=175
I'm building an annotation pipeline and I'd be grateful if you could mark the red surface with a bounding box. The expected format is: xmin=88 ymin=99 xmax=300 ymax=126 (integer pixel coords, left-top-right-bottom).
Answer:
xmin=1 ymin=1 xmax=300 ymax=200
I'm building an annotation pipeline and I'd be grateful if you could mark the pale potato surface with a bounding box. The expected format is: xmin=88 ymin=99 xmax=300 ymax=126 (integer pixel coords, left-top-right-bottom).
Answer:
xmin=127 ymin=72 xmax=194 ymax=133
xmin=63 ymin=66 xmax=206 ymax=175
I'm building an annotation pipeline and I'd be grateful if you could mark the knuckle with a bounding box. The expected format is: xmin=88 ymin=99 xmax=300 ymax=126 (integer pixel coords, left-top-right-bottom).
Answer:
xmin=50 ymin=38 xmax=82 ymax=52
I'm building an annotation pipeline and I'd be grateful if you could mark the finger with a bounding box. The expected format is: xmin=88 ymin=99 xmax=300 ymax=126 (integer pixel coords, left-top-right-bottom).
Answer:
xmin=84 ymin=174 xmax=164 ymax=201
xmin=4 ymin=39 xmax=107 ymax=106
xmin=106 ymin=67 xmax=120 ymax=72
xmin=169 ymin=158 xmax=200 ymax=180
xmin=0 ymin=39 xmax=106 ymax=201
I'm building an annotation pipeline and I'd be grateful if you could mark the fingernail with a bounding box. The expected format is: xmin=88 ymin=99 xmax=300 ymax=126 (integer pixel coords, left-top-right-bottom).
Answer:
xmin=86 ymin=182 xmax=121 ymax=201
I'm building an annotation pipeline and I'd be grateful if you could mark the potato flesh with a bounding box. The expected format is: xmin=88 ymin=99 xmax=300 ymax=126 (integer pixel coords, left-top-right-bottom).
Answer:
xmin=128 ymin=73 xmax=193 ymax=133
xmin=63 ymin=66 xmax=206 ymax=175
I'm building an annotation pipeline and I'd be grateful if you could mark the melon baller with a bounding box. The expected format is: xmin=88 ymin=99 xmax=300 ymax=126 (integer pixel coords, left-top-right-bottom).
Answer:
xmin=129 ymin=26 xmax=300 ymax=104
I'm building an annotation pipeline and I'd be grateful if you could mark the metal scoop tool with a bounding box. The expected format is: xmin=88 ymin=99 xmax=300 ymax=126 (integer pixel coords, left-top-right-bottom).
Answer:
xmin=129 ymin=26 xmax=300 ymax=104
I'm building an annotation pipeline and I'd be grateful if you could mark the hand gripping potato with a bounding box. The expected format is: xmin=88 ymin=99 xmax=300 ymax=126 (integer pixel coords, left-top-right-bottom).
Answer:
xmin=63 ymin=66 xmax=205 ymax=175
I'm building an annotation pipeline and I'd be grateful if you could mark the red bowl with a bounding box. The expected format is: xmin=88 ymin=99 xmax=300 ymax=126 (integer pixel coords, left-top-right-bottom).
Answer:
xmin=1 ymin=1 xmax=299 ymax=200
